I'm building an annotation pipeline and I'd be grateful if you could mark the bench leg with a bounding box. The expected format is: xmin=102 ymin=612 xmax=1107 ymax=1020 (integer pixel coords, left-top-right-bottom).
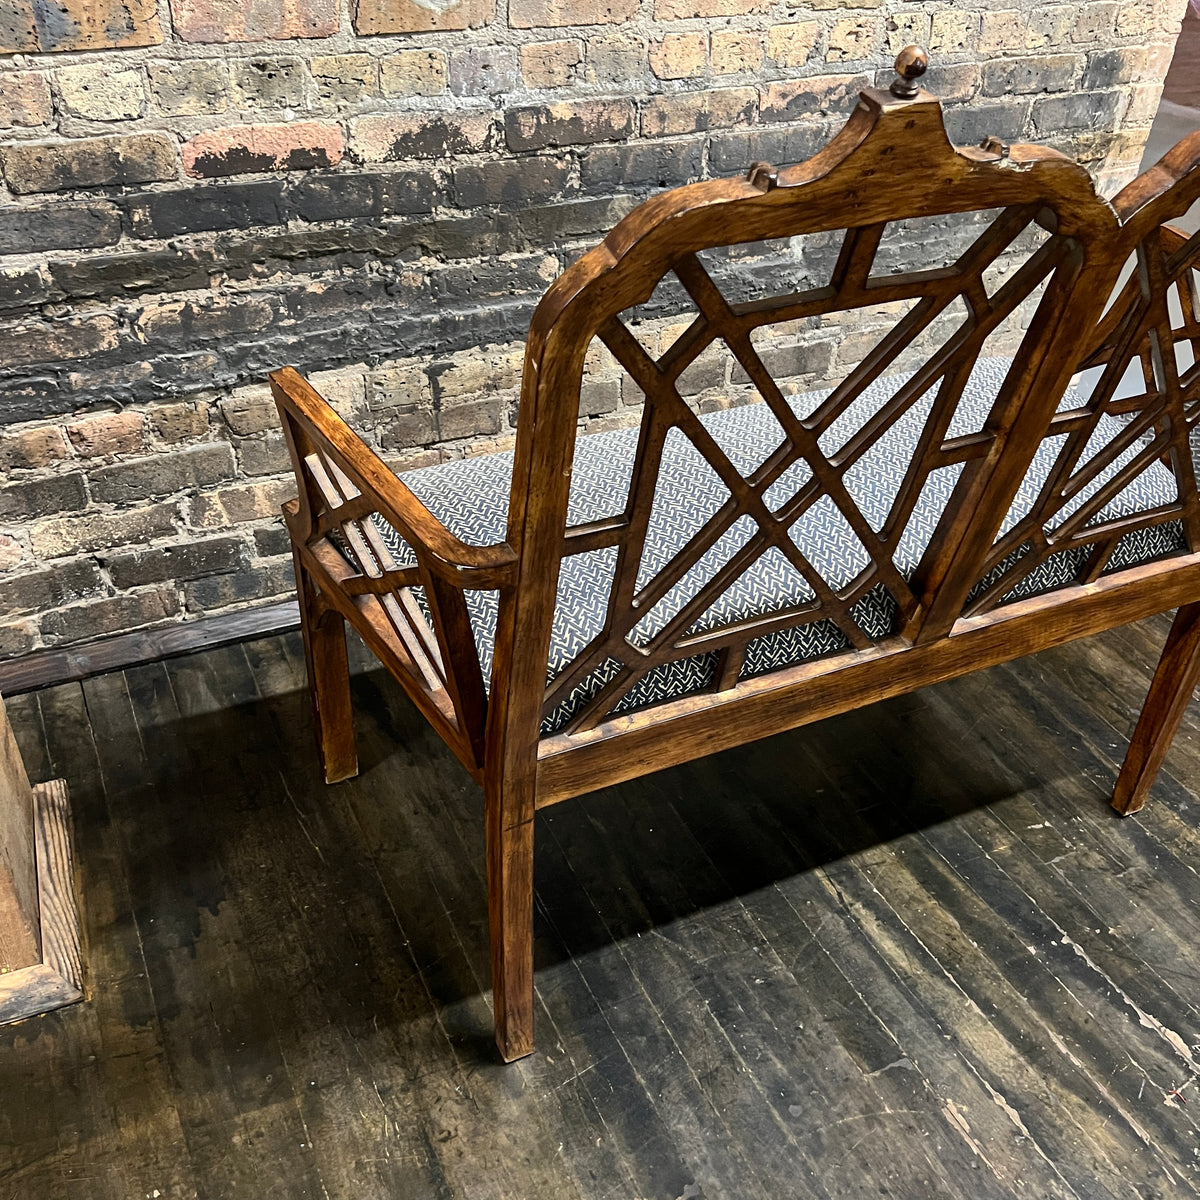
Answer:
xmin=486 ymin=778 xmax=535 ymax=1062
xmin=1113 ymin=602 xmax=1200 ymax=815
xmin=295 ymin=553 xmax=359 ymax=785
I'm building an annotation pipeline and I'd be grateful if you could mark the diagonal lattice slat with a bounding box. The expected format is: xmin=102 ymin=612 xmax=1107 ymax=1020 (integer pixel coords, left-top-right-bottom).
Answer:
xmin=543 ymin=205 xmax=1081 ymax=732
xmin=965 ymin=223 xmax=1200 ymax=615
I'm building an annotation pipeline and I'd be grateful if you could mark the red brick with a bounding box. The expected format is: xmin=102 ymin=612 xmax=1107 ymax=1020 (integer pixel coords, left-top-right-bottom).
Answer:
xmin=0 ymin=534 xmax=26 ymax=573
xmin=0 ymin=75 xmax=52 ymax=127
xmin=172 ymin=0 xmax=336 ymax=42
xmin=0 ymin=426 xmax=69 ymax=472
xmin=509 ymin=0 xmax=637 ymax=26
xmin=355 ymin=0 xmax=493 ymax=35
xmin=67 ymin=411 xmax=146 ymax=457
xmin=711 ymin=31 xmax=763 ymax=74
xmin=0 ymin=7 xmax=38 ymax=53
xmin=762 ymin=74 xmax=871 ymax=123
xmin=650 ymin=32 xmax=707 ymax=80
xmin=1 ymin=0 xmax=161 ymax=53
xmin=521 ymin=40 xmax=582 ymax=88
xmin=182 ymin=123 xmax=343 ymax=178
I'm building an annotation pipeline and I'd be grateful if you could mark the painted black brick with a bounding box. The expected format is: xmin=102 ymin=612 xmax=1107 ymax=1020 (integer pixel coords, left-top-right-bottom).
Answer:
xmin=183 ymin=561 xmax=294 ymax=611
xmin=48 ymin=249 xmax=215 ymax=302
xmin=288 ymin=170 xmax=446 ymax=222
xmin=1082 ymin=49 xmax=1140 ymax=91
xmin=0 ymin=269 xmax=46 ymax=310
xmin=730 ymin=340 xmax=836 ymax=385
xmin=253 ymin=524 xmax=292 ymax=557
xmin=505 ymin=100 xmax=635 ymax=152
xmin=580 ymin=139 xmax=704 ymax=191
xmin=127 ymin=181 xmax=287 ymax=239
xmin=41 ymin=590 xmax=180 ymax=645
xmin=89 ymin=443 xmax=236 ymax=504
xmin=452 ymin=155 xmax=575 ymax=208
xmin=3 ymin=134 xmax=176 ymax=194
xmin=0 ymin=202 xmax=121 ymax=255
xmin=1030 ymin=91 xmax=1124 ymax=137
xmin=871 ymin=64 xmax=980 ymax=104
xmin=981 ymin=55 xmax=1077 ymax=98
xmin=428 ymin=253 xmax=553 ymax=305
xmin=760 ymin=75 xmax=870 ymax=124
xmin=105 ymin=536 xmax=247 ymax=589
xmin=708 ymin=124 xmax=836 ymax=176
xmin=0 ymin=472 xmax=88 ymax=520
xmin=944 ymin=101 xmax=1032 ymax=148
xmin=0 ymin=559 xmax=103 ymax=614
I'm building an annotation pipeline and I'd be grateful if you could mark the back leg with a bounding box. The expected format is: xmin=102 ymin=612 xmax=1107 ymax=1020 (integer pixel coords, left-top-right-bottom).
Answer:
xmin=1112 ymin=601 xmax=1200 ymax=815
xmin=295 ymin=550 xmax=359 ymax=784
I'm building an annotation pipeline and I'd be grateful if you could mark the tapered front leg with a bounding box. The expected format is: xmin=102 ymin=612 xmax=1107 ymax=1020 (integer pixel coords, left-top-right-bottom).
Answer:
xmin=295 ymin=551 xmax=359 ymax=785
xmin=486 ymin=776 xmax=535 ymax=1061
xmin=1113 ymin=602 xmax=1200 ymax=815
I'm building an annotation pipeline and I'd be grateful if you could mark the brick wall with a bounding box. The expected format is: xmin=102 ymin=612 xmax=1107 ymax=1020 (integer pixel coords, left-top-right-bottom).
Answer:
xmin=0 ymin=0 xmax=1188 ymax=659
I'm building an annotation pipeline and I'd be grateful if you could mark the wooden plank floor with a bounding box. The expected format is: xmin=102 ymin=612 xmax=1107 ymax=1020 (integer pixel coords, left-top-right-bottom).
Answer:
xmin=2 ymin=619 xmax=1199 ymax=1199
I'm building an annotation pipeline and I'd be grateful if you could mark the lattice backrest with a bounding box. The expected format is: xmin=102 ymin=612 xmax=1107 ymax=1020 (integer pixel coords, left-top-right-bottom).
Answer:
xmin=495 ymin=64 xmax=1127 ymax=745
xmin=960 ymin=131 xmax=1200 ymax=619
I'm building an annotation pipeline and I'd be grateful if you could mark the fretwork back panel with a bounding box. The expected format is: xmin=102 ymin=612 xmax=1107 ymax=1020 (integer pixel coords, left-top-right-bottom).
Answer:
xmin=541 ymin=202 xmax=1083 ymax=734
xmin=963 ymin=222 xmax=1200 ymax=617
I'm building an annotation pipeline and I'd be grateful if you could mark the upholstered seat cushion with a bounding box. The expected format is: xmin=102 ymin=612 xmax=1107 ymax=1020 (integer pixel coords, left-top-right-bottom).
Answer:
xmin=353 ymin=359 xmax=1183 ymax=733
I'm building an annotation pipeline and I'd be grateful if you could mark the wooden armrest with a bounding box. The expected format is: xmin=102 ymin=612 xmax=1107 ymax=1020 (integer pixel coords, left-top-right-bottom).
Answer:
xmin=270 ymin=366 xmax=517 ymax=590
xmin=1111 ymin=129 xmax=1200 ymax=244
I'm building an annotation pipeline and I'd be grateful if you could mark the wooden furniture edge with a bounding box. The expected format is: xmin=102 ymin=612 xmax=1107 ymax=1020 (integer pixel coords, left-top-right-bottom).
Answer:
xmin=534 ymin=558 xmax=1200 ymax=805
xmin=0 ymin=779 xmax=84 ymax=1026
xmin=0 ymin=600 xmax=301 ymax=698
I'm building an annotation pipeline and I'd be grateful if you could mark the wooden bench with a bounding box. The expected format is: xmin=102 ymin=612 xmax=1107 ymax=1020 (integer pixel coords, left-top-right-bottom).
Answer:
xmin=270 ymin=50 xmax=1200 ymax=1061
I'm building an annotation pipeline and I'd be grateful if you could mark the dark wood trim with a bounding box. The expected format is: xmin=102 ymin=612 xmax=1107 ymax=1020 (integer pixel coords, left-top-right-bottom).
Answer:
xmin=0 ymin=600 xmax=301 ymax=698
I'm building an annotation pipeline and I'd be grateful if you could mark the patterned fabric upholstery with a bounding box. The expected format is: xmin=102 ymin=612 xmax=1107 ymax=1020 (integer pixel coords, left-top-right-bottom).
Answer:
xmin=351 ymin=359 xmax=1184 ymax=733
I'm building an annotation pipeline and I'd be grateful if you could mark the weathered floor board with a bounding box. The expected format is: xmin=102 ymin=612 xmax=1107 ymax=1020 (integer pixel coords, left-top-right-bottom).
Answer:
xmin=2 ymin=619 xmax=1199 ymax=1199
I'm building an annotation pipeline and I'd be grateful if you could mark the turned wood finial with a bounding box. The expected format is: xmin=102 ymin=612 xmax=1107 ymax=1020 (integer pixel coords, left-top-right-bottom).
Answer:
xmin=890 ymin=45 xmax=929 ymax=98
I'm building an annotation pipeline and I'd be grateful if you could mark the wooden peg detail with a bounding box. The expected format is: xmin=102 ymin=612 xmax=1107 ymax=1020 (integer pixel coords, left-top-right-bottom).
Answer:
xmin=747 ymin=161 xmax=779 ymax=191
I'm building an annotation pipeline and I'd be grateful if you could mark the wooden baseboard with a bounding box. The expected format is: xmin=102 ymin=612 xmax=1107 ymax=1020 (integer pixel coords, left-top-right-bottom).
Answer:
xmin=0 ymin=780 xmax=83 ymax=1025
xmin=0 ymin=600 xmax=301 ymax=698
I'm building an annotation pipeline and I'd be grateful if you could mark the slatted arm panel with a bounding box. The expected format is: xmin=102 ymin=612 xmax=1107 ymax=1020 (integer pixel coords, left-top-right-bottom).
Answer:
xmin=271 ymin=366 xmax=517 ymax=774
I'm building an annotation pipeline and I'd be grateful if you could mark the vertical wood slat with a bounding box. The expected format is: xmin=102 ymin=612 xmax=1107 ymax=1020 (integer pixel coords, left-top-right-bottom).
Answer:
xmin=0 ymin=695 xmax=39 ymax=974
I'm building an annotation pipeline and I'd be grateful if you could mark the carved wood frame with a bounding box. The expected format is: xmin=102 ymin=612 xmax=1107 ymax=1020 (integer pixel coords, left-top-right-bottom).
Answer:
xmin=271 ymin=86 xmax=1200 ymax=1061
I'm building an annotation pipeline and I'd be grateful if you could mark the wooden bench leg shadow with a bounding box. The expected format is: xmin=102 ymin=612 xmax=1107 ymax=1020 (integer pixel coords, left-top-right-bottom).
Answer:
xmin=0 ymin=698 xmax=83 ymax=1026
xmin=1113 ymin=602 xmax=1200 ymax=816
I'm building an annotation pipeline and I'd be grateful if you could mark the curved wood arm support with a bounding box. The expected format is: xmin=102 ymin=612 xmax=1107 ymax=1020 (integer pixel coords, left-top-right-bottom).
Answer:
xmin=1112 ymin=130 xmax=1200 ymax=245
xmin=270 ymin=366 xmax=518 ymax=590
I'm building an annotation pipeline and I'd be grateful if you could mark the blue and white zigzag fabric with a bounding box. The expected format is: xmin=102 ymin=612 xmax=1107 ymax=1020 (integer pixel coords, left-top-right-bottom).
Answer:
xmin=348 ymin=358 xmax=1184 ymax=733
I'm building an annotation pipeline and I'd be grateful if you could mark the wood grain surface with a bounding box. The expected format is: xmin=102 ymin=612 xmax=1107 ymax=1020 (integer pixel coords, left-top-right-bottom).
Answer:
xmin=0 ymin=695 xmax=39 ymax=974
